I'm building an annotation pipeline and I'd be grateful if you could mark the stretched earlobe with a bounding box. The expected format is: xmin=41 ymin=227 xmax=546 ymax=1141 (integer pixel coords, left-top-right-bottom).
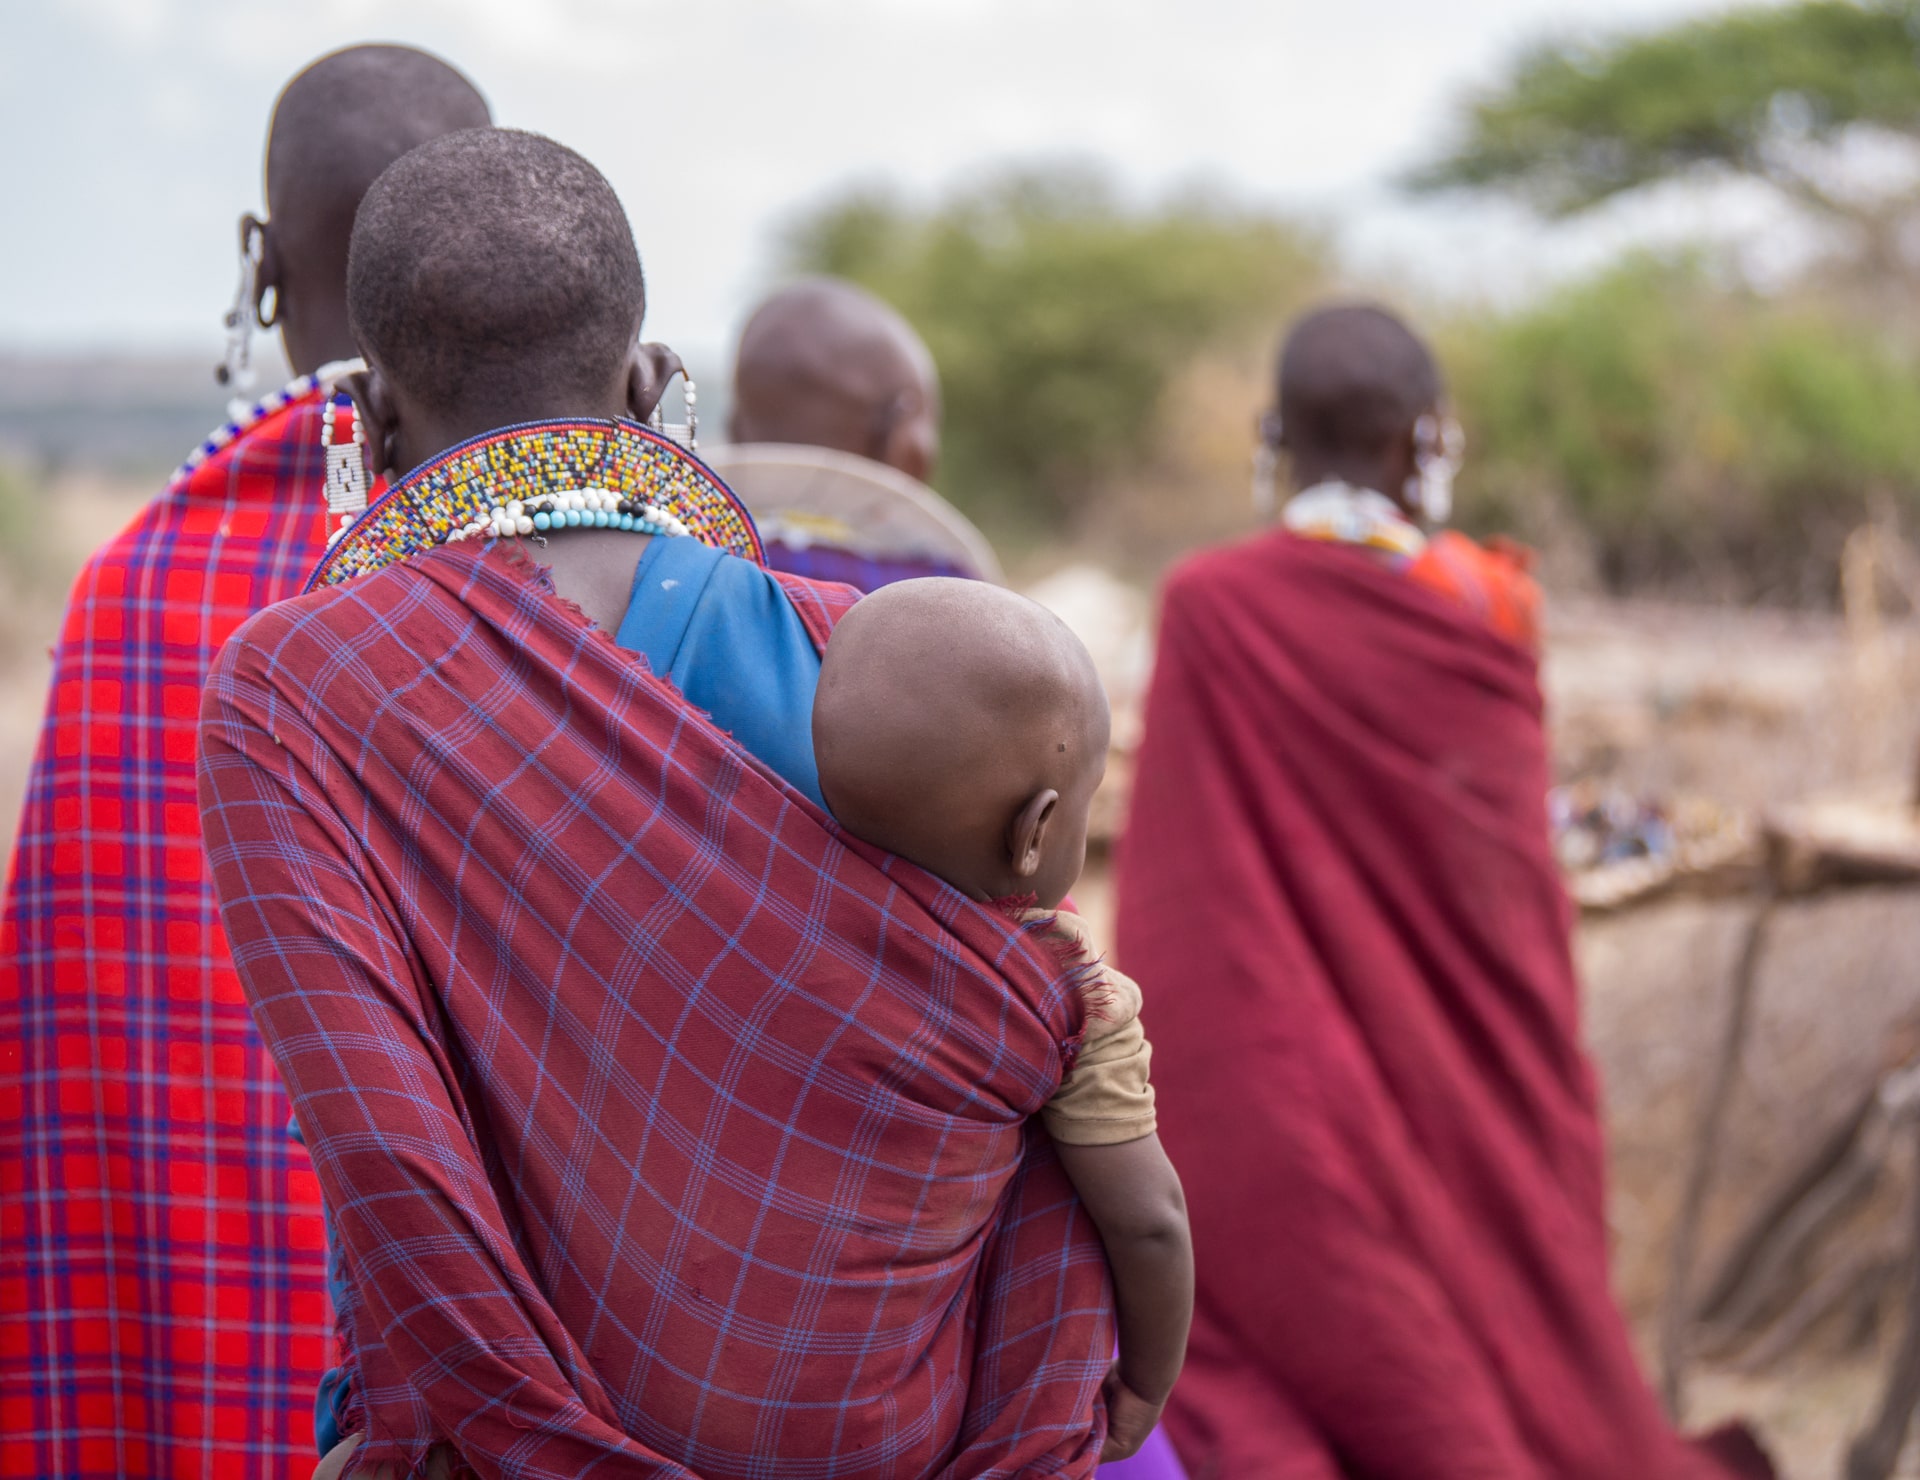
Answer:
xmin=343 ymin=368 xmax=398 ymax=481
xmin=1007 ymin=789 xmax=1059 ymax=882
xmin=247 ymin=215 xmax=282 ymax=329
xmin=625 ymin=342 xmax=687 ymax=424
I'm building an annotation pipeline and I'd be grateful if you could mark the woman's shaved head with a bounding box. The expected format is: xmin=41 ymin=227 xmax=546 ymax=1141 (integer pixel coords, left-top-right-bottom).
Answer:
xmin=251 ymin=43 xmax=490 ymax=375
xmin=348 ymin=128 xmax=646 ymax=424
xmin=1277 ymin=303 xmax=1440 ymax=460
xmin=266 ymin=45 xmax=489 ymax=257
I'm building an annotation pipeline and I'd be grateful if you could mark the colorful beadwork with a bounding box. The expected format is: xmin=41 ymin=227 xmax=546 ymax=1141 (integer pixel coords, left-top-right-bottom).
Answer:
xmin=307 ymin=418 xmax=765 ymax=592
xmin=170 ymin=358 xmax=365 ymax=491
xmin=320 ymin=392 xmax=371 ymax=540
xmin=1281 ymin=480 xmax=1428 ymax=560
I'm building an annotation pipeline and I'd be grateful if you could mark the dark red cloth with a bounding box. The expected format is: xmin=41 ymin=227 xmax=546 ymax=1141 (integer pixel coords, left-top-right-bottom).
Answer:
xmin=198 ymin=541 xmax=1113 ymax=1479
xmin=1115 ymin=533 xmax=1762 ymax=1480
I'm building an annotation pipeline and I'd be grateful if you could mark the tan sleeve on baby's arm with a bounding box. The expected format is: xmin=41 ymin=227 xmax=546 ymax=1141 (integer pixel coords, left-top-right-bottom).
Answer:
xmin=1023 ymin=911 xmax=1157 ymax=1147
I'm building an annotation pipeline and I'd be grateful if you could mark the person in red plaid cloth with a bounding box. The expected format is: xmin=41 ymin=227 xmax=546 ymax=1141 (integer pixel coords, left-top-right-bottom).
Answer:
xmin=201 ymin=126 xmax=1118 ymax=1480
xmin=0 ymin=46 xmax=487 ymax=1480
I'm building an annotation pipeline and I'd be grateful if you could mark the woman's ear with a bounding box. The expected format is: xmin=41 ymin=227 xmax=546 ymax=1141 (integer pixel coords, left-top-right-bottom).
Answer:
xmin=343 ymin=366 xmax=399 ymax=480
xmin=625 ymin=341 xmax=687 ymax=423
xmin=246 ymin=214 xmax=281 ymax=328
xmin=875 ymin=391 xmax=938 ymax=484
xmin=1006 ymin=788 xmax=1059 ymax=882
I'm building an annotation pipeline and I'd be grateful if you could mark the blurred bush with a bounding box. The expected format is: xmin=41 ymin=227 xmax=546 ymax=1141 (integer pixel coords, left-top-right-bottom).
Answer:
xmin=785 ymin=165 xmax=1920 ymax=602
xmin=783 ymin=166 xmax=1329 ymax=541
xmin=1445 ymin=257 xmax=1920 ymax=600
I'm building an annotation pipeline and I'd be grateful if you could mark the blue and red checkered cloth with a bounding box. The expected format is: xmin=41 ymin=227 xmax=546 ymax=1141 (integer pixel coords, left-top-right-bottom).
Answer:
xmin=198 ymin=538 xmax=1114 ymax=1478
xmin=0 ymin=391 xmax=337 ymax=1478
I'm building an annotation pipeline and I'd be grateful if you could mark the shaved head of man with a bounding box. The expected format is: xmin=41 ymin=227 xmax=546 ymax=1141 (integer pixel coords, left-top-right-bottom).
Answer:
xmin=1273 ymin=302 xmax=1444 ymax=517
xmin=729 ymin=278 xmax=942 ymax=483
xmin=246 ymin=44 xmax=491 ymax=376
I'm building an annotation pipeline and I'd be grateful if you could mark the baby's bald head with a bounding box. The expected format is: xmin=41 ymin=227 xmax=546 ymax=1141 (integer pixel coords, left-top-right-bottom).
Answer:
xmin=814 ymin=580 xmax=1108 ymax=908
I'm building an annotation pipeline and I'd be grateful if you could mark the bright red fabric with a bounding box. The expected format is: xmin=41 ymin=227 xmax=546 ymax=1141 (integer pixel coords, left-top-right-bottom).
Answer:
xmin=1115 ymin=532 xmax=1762 ymax=1479
xmin=1406 ymin=531 xmax=1543 ymax=652
xmin=0 ymin=389 xmax=339 ymax=1480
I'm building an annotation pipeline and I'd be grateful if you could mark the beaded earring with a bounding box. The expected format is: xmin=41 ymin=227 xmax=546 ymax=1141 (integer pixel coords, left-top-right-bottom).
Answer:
xmin=215 ymin=221 xmax=266 ymax=403
xmin=648 ymin=373 xmax=698 ymax=450
xmin=321 ymin=393 xmax=372 ymax=548
xmin=1252 ymin=410 xmax=1283 ymax=518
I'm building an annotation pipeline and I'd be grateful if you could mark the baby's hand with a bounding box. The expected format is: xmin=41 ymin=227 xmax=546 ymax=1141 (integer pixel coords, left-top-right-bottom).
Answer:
xmin=1098 ymin=1364 xmax=1165 ymax=1463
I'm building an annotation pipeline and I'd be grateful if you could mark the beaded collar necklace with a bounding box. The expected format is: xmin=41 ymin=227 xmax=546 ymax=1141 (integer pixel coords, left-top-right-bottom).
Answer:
xmin=1281 ymin=479 xmax=1427 ymax=559
xmin=167 ymin=357 xmax=364 ymax=491
xmin=306 ymin=418 xmax=764 ymax=593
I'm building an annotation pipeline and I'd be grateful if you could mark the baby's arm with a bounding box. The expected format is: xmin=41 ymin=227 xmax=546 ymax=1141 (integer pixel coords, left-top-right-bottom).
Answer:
xmin=1055 ymin=1133 xmax=1193 ymax=1463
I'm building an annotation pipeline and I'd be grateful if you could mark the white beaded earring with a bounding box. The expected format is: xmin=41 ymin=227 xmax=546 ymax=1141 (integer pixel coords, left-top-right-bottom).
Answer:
xmin=321 ymin=393 xmax=371 ymax=548
xmin=648 ymin=373 xmax=698 ymax=450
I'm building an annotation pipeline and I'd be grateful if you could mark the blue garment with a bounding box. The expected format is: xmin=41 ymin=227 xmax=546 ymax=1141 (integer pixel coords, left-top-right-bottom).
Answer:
xmin=616 ymin=533 xmax=825 ymax=807
xmin=305 ymin=534 xmax=827 ymax=1454
xmin=288 ymin=1116 xmax=354 ymax=1454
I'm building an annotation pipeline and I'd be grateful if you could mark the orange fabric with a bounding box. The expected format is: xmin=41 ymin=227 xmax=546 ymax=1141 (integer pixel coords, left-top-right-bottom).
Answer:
xmin=1405 ymin=532 xmax=1542 ymax=651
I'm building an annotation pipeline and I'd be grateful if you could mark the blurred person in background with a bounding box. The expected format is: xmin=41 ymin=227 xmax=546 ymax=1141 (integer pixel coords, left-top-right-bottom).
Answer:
xmin=1114 ymin=303 xmax=1773 ymax=1479
xmin=707 ymin=276 xmax=1004 ymax=590
xmin=0 ymin=45 xmax=488 ymax=1479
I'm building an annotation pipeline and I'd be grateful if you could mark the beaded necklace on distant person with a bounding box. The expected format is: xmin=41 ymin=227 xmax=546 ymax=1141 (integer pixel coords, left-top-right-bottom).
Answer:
xmin=1281 ymin=480 xmax=1428 ymax=559
xmin=167 ymin=358 xmax=365 ymax=491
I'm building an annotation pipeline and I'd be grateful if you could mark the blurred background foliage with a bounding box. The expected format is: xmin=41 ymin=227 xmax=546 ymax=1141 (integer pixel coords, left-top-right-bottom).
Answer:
xmin=783 ymin=167 xmax=1328 ymax=546
xmin=1442 ymin=259 xmax=1920 ymax=599
xmin=1406 ymin=1 xmax=1920 ymax=225
xmin=779 ymin=0 xmax=1920 ymax=603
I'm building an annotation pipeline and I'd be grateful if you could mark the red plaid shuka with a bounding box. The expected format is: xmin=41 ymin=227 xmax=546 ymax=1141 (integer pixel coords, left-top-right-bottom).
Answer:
xmin=0 ymin=388 xmax=341 ymax=1478
xmin=197 ymin=539 xmax=1114 ymax=1479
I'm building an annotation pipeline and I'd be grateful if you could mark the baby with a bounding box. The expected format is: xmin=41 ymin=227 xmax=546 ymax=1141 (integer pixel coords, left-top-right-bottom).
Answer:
xmin=813 ymin=579 xmax=1193 ymax=1464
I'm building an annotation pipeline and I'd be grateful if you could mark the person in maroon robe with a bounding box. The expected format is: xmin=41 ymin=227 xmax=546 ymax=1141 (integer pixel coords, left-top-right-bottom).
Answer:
xmin=1114 ymin=304 xmax=1773 ymax=1480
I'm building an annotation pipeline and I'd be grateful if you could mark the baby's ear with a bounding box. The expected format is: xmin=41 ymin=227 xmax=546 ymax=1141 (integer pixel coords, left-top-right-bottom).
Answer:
xmin=1006 ymin=789 xmax=1059 ymax=882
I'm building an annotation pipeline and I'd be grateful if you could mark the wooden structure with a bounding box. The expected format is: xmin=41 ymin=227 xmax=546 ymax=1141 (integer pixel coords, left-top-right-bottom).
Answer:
xmin=1641 ymin=799 xmax=1920 ymax=1479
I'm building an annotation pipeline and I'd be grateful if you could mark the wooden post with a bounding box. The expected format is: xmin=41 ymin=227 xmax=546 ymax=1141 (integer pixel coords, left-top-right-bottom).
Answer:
xmin=1660 ymin=892 xmax=1778 ymax=1420
xmin=1845 ymin=1118 xmax=1920 ymax=1480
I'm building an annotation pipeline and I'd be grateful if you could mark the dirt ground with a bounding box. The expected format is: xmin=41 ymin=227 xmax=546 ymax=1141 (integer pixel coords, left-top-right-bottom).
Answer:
xmin=6 ymin=473 xmax=1920 ymax=1477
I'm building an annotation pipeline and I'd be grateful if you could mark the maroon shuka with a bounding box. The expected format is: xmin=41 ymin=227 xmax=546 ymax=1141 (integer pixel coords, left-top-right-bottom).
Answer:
xmin=1115 ymin=532 xmax=1769 ymax=1480
xmin=197 ymin=540 xmax=1113 ymax=1478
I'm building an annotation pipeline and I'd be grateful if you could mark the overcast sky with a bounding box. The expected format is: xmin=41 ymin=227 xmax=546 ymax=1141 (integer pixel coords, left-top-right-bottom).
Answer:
xmin=3 ymin=0 xmax=1744 ymax=369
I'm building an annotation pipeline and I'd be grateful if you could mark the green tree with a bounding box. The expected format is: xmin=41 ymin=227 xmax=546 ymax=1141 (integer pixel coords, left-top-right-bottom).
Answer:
xmin=1410 ymin=1 xmax=1920 ymax=270
xmin=782 ymin=167 xmax=1326 ymax=536
xmin=1443 ymin=255 xmax=1920 ymax=596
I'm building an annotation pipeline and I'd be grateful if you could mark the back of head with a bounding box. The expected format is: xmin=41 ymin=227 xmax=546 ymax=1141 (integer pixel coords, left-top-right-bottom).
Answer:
xmin=730 ymin=278 xmax=941 ymax=480
xmin=814 ymin=579 xmax=1107 ymax=907
xmin=348 ymin=128 xmax=645 ymax=428
xmin=263 ymin=45 xmax=490 ymax=370
xmin=1277 ymin=302 xmax=1439 ymax=461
